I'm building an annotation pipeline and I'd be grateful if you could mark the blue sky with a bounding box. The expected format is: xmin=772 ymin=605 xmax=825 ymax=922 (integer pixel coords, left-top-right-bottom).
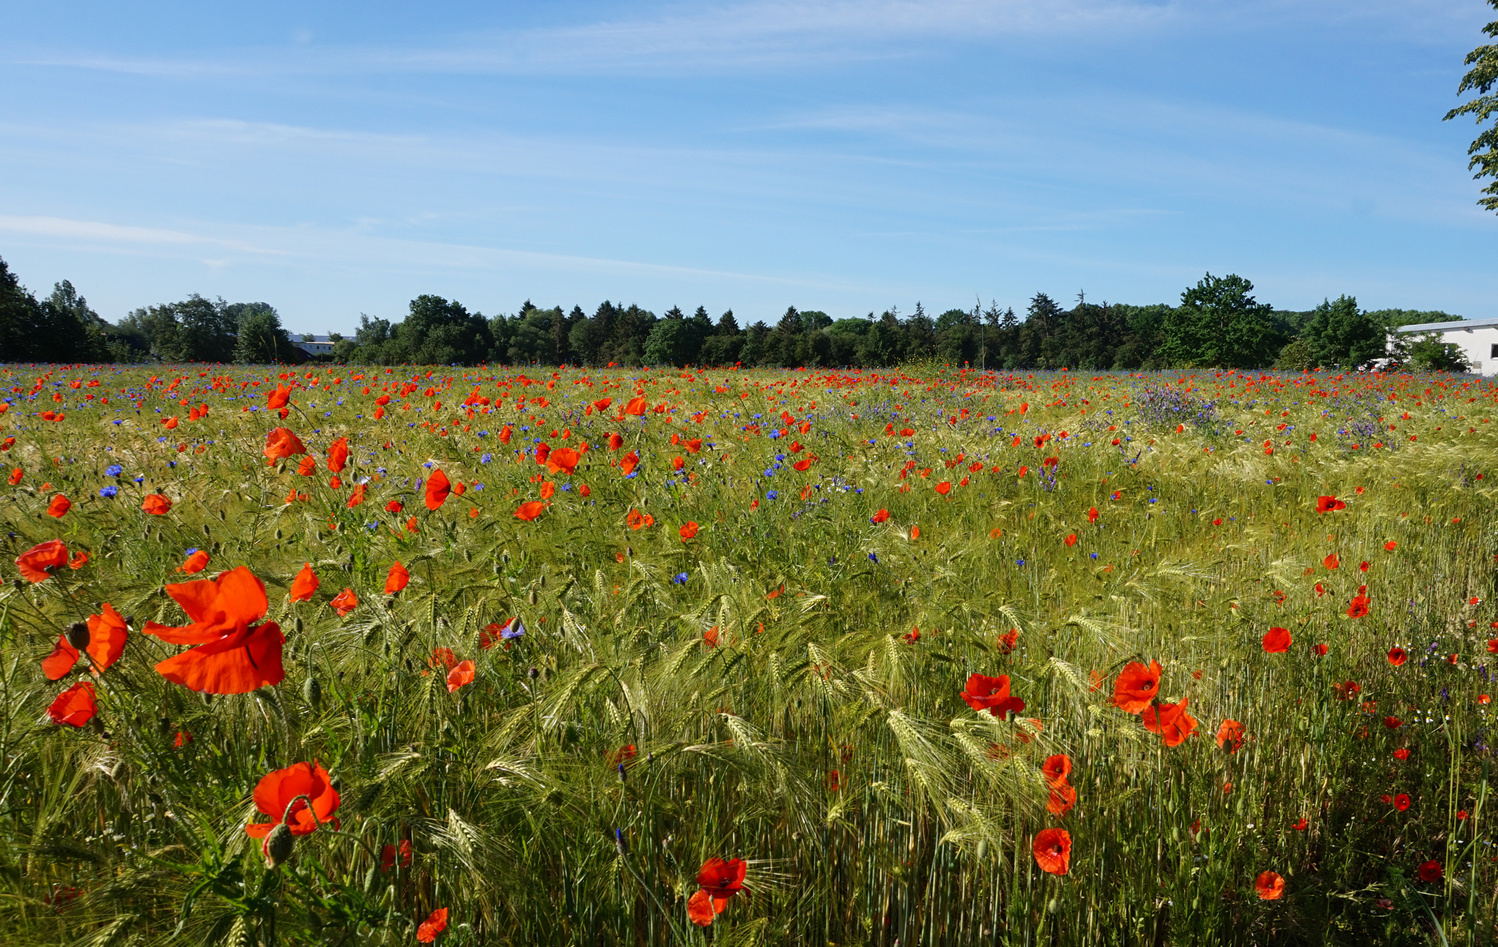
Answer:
xmin=2 ymin=0 xmax=1495 ymax=334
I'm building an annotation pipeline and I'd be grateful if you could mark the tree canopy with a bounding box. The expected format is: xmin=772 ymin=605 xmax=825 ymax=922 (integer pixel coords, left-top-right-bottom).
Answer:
xmin=1446 ymin=0 xmax=1498 ymax=212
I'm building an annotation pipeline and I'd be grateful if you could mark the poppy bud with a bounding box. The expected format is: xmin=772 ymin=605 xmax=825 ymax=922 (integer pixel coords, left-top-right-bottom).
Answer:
xmin=65 ymin=621 xmax=90 ymax=651
xmin=527 ymin=589 xmax=538 ymax=606
xmin=158 ymin=715 xmax=173 ymax=736
xmin=528 ymin=667 xmax=540 ymax=680
xmin=303 ymin=676 xmax=322 ymax=710
xmin=263 ymin=822 xmax=295 ymax=869
xmin=274 ymin=528 xmax=283 ymax=541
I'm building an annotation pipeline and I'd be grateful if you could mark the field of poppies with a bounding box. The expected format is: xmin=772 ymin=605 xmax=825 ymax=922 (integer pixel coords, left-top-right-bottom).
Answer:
xmin=3 ymin=362 xmax=1497 ymax=945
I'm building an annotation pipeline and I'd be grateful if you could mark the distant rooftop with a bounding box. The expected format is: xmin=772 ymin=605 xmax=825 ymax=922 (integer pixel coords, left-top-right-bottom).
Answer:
xmin=1398 ymin=318 xmax=1498 ymax=333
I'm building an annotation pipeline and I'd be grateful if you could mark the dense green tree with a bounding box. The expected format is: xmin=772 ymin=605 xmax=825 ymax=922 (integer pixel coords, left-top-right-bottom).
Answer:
xmin=1158 ymin=274 xmax=1282 ymax=368
xmin=232 ymin=303 xmax=297 ymax=363
xmin=1445 ymin=0 xmax=1498 ymax=212
xmin=1301 ymin=295 xmax=1387 ymax=369
xmin=643 ymin=316 xmax=694 ymax=366
xmin=0 ymin=258 xmax=44 ymax=362
xmin=1400 ymin=332 xmax=1473 ymax=372
xmin=389 ymin=295 xmax=492 ymax=365
xmin=509 ymin=305 xmax=564 ymax=364
xmin=699 ymin=310 xmax=742 ymax=365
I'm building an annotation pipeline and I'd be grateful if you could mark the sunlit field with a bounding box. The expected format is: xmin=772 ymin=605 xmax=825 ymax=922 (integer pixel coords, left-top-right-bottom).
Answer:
xmin=3 ymin=363 xmax=1498 ymax=946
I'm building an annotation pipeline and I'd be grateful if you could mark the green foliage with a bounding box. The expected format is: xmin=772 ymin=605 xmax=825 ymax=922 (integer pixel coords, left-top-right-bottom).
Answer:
xmin=1301 ymin=296 xmax=1388 ymax=369
xmin=232 ymin=305 xmax=297 ymax=364
xmin=1403 ymin=332 xmax=1474 ymax=372
xmin=1444 ymin=0 xmax=1498 ymax=212
xmin=1159 ymin=274 xmax=1283 ymax=368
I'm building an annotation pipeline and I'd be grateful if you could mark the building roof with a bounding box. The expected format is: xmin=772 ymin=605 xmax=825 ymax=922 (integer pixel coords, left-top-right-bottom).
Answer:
xmin=1397 ymin=318 xmax=1498 ymax=333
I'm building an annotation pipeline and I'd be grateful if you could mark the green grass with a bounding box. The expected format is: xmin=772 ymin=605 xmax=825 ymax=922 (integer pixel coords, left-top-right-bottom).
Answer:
xmin=2 ymin=364 xmax=1497 ymax=945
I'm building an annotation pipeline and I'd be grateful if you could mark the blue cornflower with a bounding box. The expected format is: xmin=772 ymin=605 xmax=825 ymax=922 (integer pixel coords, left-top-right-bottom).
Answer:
xmin=99 ymin=485 xmax=118 ymax=498
xmin=766 ymin=490 xmax=778 ymax=500
xmin=672 ymin=572 xmax=688 ymax=585
xmin=105 ymin=464 xmax=122 ymax=477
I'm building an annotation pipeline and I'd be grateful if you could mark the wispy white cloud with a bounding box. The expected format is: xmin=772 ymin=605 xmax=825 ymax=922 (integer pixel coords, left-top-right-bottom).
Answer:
xmin=13 ymin=0 xmax=1484 ymax=81
xmin=15 ymin=0 xmax=1176 ymax=79
xmin=0 ymin=212 xmax=880 ymax=293
xmin=0 ymin=215 xmax=285 ymax=256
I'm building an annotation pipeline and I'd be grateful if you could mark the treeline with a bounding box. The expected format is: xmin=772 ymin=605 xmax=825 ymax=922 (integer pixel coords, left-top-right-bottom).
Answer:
xmin=0 ymin=256 xmax=1470 ymax=370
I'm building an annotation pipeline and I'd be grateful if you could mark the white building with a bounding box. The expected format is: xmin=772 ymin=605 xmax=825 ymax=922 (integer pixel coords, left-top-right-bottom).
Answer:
xmin=295 ymin=334 xmax=337 ymax=358
xmin=1396 ymin=319 xmax=1498 ymax=375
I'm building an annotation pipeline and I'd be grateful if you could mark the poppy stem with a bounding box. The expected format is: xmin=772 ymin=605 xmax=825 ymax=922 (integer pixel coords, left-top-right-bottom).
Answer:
xmin=280 ymin=793 xmax=322 ymax=830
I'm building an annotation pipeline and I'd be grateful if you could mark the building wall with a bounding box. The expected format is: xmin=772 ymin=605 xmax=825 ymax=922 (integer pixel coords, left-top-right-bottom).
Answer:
xmin=1413 ymin=326 xmax=1498 ymax=375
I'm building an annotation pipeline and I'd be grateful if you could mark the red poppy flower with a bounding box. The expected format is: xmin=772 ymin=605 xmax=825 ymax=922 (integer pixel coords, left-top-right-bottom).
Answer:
xmin=327 ymin=437 xmax=349 ymax=473
xmin=289 ymin=563 xmax=319 ymax=602
xmin=1215 ymin=719 xmax=1244 ymax=753
xmin=1109 ymin=660 xmax=1161 ymax=714
xmin=688 ymin=857 xmax=747 ymax=926
xmin=609 ymin=744 xmax=638 ymax=765
xmin=1087 ymin=506 xmax=1099 ymax=523
xmin=997 ymin=629 xmax=1019 ymax=654
xmin=960 ymin=673 xmax=1025 ymax=718
xmin=142 ymin=493 xmax=172 ymax=515
xmin=263 ymin=427 xmax=307 ymax=463
xmin=42 ymin=603 xmax=128 ymax=679
xmin=6 ymin=468 xmax=20 ymax=485
xmin=1333 ymin=680 xmax=1361 ymax=699
xmin=179 ymin=549 xmax=210 ymax=574
xmin=417 ymin=908 xmax=448 ymax=943
xmin=381 ymin=839 xmax=413 ymax=871
xmin=1394 ymin=793 xmax=1411 ymax=811
xmin=1323 ymin=553 xmax=1339 ymax=570
xmin=296 ymin=456 xmax=317 ymax=476
xmin=515 ymin=501 xmax=545 ymax=521
xmin=1316 ymin=496 xmax=1346 ymax=513
xmin=1032 ymin=828 xmax=1071 ymax=875
xmin=625 ymin=396 xmax=647 ymax=415
xmin=1046 ymin=782 xmax=1077 ymax=816
xmin=1347 ymin=587 xmax=1371 ymax=619
xmin=1394 ymin=747 xmax=1410 ymax=761
xmin=1418 ymin=859 xmax=1444 ymax=883
xmin=244 ymin=760 xmax=341 ymax=839
xmin=620 ymin=451 xmax=640 ymax=476
xmin=16 ymin=539 xmax=68 ymax=582
xmin=140 ymin=567 xmax=285 ymax=694
xmin=446 ymin=659 xmax=474 ymax=692
xmin=1041 ymin=754 xmax=1071 ymax=786
xmin=424 ymin=469 xmax=451 ymax=510
xmin=1291 ymin=817 xmax=1308 ymax=830
xmin=384 ymin=562 xmax=409 ymax=595
xmin=47 ymin=680 xmax=97 ymax=727
xmin=330 ymin=588 xmax=358 ymax=617
xmin=45 ymin=494 xmax=71 ymax=518
xmin=1312 ymin=643 xmax=1329 ymax=657
xmin=680 ymin=521 xmax=699 ymax=540
xmin=266 ymin=384 xmax=292 ymax=409
xmin=546 ymin=447 xmax=580 ymax=475
xmin=1141 ymin=698 xmax=1198 ymax=747
xmin=1255 ymin=871 xmax=1285 ymax=900
xmin=1262 ymin=627 xmax=1291 ymax=653
xmin=1387 ymin=646 xmax=1406 ymax=666
xmin=871 ymin=508 xmax=890 ymax=524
